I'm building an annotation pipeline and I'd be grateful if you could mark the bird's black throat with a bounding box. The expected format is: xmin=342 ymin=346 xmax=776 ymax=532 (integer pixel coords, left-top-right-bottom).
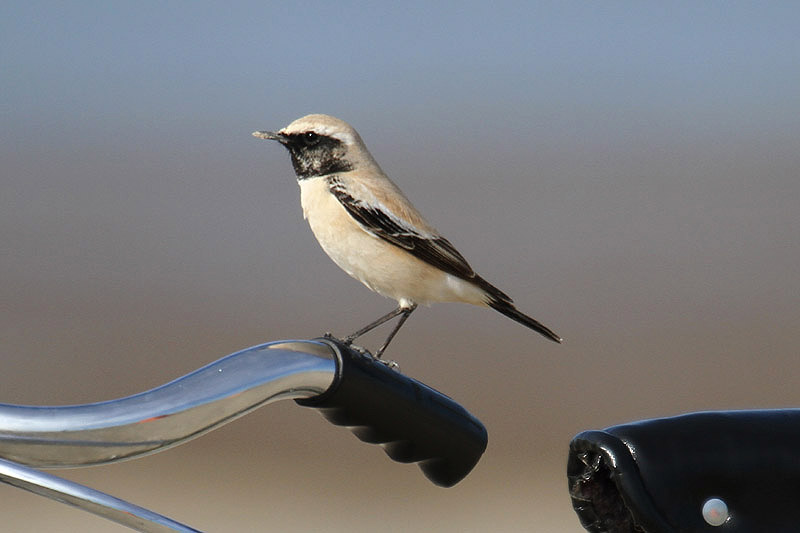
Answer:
xmin=281 ymin=133 xmax=354 ymax=179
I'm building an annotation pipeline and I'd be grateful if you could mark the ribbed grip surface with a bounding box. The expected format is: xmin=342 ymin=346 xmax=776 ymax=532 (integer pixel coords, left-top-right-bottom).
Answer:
xmin=296 ymin=339 xmax=487 ymax=487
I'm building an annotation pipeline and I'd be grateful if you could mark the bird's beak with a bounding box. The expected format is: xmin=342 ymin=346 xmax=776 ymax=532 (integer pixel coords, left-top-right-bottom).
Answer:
xmin=252 ymin=130 xmax=286 ymax=142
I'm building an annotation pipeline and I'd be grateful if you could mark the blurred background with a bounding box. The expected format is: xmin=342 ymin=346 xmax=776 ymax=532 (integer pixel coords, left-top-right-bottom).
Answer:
xmin=2 ymin=1 xmax=799 ymax=531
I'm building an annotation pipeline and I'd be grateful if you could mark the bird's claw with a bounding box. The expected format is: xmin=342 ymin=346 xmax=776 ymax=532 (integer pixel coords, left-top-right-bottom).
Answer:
xmin=324 ymin=332 xmax=372 ymax=355
xmin=378 ymin=358 xmax=401 ymax=372
xmin=324 ymin=331 xmax=353 ymax=346
xmin=349 ymin=343 xmax=371 ymax=356
xmin=321 ymin=332 xmax=398 ymax=370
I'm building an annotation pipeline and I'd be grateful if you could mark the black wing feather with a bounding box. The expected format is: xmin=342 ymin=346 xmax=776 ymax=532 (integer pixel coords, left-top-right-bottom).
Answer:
xmin=328 ymin=180 xmax=476 ymax=281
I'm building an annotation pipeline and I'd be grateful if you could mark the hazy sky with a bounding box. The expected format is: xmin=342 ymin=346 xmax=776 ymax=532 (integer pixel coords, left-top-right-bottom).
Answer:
xmin=2 ymin=2 xmax=799 ymax=531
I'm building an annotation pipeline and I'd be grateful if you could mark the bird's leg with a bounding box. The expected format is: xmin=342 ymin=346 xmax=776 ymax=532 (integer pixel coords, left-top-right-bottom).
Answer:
xmin=342 ymin=304 xmax=418 ymax=359
xmin=373 ymin=304 xmax=417 ymax=359
xmin=343 ymin=305 xmax=407 ymax=344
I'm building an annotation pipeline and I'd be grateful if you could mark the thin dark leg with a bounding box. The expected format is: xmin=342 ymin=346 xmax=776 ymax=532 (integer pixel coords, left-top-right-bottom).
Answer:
xmin=374 ymin=304 xmax=417 ymax=359
xmin=342 ymin=304 xmax=418 ymax=359
xmin=344 ymin=306 xmax=407 ymax=344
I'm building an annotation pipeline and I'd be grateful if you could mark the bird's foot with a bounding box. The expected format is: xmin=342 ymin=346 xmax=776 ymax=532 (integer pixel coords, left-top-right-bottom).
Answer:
xmin=378 ymin=358 xmax=401 ymax=372
xmin=324 ymin=331 xmax=352 ymax=345
xmin=322 ymin=332 xmax=399 ymax=370
xmin=324 ymin=332 xmax=372 ymax=356
xmin=348 ymin=343 xmax=372 ymax=356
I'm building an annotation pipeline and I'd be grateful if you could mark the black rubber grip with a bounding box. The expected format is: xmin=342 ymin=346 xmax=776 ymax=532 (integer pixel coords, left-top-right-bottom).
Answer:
xmin=296 ymin=338 xmax=488 ymax=487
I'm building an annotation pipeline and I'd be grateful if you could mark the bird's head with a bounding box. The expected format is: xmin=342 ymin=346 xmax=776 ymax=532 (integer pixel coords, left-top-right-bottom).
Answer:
xmin=253 ymin=114 xmax=374 ymax=179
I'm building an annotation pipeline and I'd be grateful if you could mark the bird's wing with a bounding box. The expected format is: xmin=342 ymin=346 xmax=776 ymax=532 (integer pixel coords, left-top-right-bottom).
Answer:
xmin=327 ymin=176 xmax=476 ymax=281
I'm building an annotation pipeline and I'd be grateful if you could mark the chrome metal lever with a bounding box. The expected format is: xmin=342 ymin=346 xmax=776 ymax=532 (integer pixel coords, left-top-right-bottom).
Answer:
xmin=0 ymin=340 xmax=337 ymax=467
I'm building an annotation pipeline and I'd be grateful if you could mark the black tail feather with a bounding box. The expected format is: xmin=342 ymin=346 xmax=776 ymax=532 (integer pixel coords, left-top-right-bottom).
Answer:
xmin=488 ymin=299 xmax=562 ymax=343
xmin=475 ymin=276 xmax=562 ymax=343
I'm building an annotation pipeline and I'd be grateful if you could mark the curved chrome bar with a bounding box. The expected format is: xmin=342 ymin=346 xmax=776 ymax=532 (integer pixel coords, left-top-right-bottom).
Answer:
xmin=0 ymin=340 xmax=337 ymax=467
xmin=0 ymin=457 xmax=200 ymax=532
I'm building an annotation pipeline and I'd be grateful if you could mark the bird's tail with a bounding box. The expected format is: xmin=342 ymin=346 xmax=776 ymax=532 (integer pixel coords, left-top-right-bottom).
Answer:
xmin=476 ymin=277 xmax=562 ymax=343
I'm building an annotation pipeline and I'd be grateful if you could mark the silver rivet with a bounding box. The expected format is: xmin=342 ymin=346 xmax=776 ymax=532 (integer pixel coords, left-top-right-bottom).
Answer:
xmin=702 ymin=498 xmax=729 ymax=526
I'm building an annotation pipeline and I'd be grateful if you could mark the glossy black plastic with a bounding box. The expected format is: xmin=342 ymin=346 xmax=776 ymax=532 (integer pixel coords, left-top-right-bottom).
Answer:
xmin=297 ymin=339 xmax=488 ymax=487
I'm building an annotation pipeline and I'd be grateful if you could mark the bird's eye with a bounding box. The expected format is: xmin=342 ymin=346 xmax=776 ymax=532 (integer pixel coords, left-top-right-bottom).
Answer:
xmin=302 ymin=131 xmax=320 ymax=146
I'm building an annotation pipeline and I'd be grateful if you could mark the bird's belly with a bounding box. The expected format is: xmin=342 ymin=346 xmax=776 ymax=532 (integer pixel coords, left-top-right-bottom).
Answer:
xmin=299 ymin=179 xmax=484 ymax=306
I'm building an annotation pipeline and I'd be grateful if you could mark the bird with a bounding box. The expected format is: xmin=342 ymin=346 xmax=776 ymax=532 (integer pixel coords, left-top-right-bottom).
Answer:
xmin=253 ymin=114 xmax=561 ymax=358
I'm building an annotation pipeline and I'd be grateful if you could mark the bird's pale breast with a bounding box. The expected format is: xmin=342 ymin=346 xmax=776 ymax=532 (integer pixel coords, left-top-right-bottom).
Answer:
xmin=298 ymin=177 xmax=485 ymax=307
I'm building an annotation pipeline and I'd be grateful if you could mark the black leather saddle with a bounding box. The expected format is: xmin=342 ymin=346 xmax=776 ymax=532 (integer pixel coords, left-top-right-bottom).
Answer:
xmin=568 ymin=410 xmax=800 ymax=532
